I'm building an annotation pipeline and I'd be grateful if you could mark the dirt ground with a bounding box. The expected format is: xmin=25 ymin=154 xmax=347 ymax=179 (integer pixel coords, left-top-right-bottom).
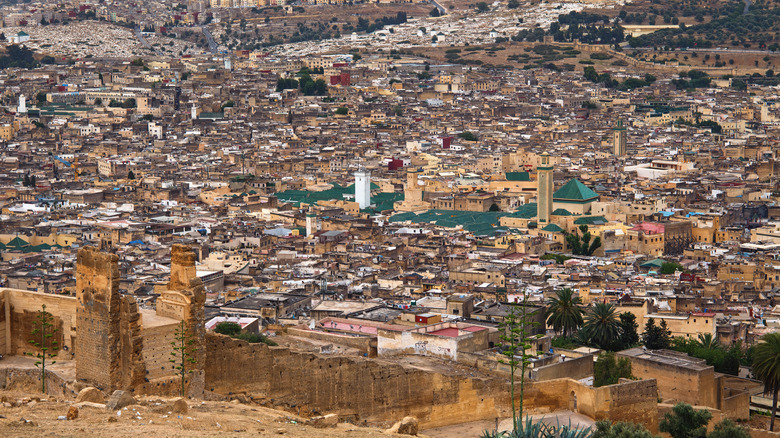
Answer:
xmin=422 ymin=411 xmax=595 ymax=438
xmin=0 ymin=389 xmax=414 ymax=438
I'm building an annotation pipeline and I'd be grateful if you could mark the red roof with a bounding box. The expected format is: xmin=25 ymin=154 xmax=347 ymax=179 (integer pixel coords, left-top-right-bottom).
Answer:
xmin=429 ymin=328 xmax=460 ymax=338
xmin=630 ymin=222 xmax=665 ymax=234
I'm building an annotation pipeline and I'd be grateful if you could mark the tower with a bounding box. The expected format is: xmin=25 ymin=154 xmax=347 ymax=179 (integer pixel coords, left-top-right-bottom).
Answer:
xmin=191 ymin=104 xmax=197 ymax=120
xmin=306 ymin=213 xmax=316 ymax=237
xmin=18 ymin=94 xmax=26 ymax=114
xmin=537 ymin=152 xmax=554 ymax=225
xmin=613 ymin=120 xmax=627 ymax=157
xmin=355 ymin=168 xmax=371 ymax=209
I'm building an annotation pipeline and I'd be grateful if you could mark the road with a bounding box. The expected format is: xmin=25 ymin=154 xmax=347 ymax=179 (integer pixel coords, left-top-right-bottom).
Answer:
xmin=430 ymin=0 xmax=447 ymax=16
xmin=631 ymin=46 xmax=771 ymax=55
xmin=201 ymin=26 xmax=219 ymax=54
xmin=134 ymin=26 xmax=163 ymax=56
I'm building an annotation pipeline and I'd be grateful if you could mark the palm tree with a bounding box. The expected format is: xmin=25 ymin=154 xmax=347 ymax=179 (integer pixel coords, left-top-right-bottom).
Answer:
xmin=753 ymin=333 xmax=780 ymax=431
xmin=697 ymin=333 xmax=719 ymax=350
xmin=545 ymin=288 xmax=584 ymax=338
xmin=582 ymin=302 xmax=621 ymax=350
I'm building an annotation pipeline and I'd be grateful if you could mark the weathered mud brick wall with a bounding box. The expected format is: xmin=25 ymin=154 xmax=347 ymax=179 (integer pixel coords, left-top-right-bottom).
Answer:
xmin=75 ymin=246 xmax=145 ymax=392
xmin=204 ymin=333 xmax=511 ymax=428
xmin=143 ymin=244 xmax=205 ymax=397
xmin=1 ymin=288 xmax=77 ymax=360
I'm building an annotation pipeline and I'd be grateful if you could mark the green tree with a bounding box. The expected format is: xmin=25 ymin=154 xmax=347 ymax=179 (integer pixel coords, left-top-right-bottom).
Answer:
xmin=458 ymin=131 xmax=478 ymax=141
xmin=36 ymin=91 xmax=46 ymax=104
xmin=753 ymin=333 xmax=780 ymax=431
xmin=498 ymin=301 xmax=538 ymax=433
xmin=643 ymin=318 xmax=671 ymax=350
xmin=507 ymin=0 xmax=520 ymax=8
xmin=617 ymin=312 xmax=640 ymax=350
xmin=27 ymin=304 xmax=59 ymax=393
xmin=545 ymin=288 xmax=584 ymax=338
xmin=708 ymin=419 xmax=749 ymax=438
xmin=660 ymin=262 xmax=683 ymax=275
xmin=476 ymin=1 xmax=489 ymax=12
xmin=215 ymin=321 xmax=242 ymax=336
xmin=696 ymin=333 xmax=718 ymax=350
xmin=582 ymin=302 xmax=621 ymax=350
xmin=658 ymin=402 xmax=711 ymax=438
xmin=565 ymin=224 xmax=602 ymax=256
xmin=593 ymin=420 xmax=658 ymax=438
xmin=594 ymin=351 xmax=633 ymax=387
xmin=170 ymin=320 xmax=198 ymax=397
xmin=127 ymin=170 xmax=135 ymax=180
xmin=335 ymin=107 xmax=349 ymax=115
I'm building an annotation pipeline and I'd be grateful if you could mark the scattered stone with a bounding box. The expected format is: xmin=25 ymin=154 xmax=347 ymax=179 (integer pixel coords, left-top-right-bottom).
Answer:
xmin=276 ymin=429 xmax=286 ymax=435
xmin=309 ymin=413 xmax=339 ymax=428
xmin=105 ymin=391 xmax=137 ymax=410
xmin=385 ymin=416 xmax=419 ymax=436
xmin=76 ymin=387 xmax=105 ymax=404
xmin=171 ymin=398 xmax=188 ymax=414
xmin=27 ymin=401 xmax=37 ymax=408
xmin=67 ymin=406 xmax=79 ymax=420
xmin=57 ymin=416 xmax=67 ymax=421
xmin=74 ymin=402 xmax=107 ymax=410
xmin=107 ymin=416 xmax=117 ymax=423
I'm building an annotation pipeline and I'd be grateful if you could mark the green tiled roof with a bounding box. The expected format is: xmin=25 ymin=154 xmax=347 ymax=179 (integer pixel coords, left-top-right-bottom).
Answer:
xmin=573 ymin=216 xmax=608 ymax=225
xmin=541 ymin=223 xmax=564 ymax=232
xmin=553 ymin=179 xmax=599 ymax=202
xmin=389 ymin=209 xmax=512 ymax=235
xmin=506 ymin=203 xmax=538 ymax=219
xmin=505 ymin=171 xmax=530 ymax=181
xmin=551 ymin=208 xmax=572 ymax=216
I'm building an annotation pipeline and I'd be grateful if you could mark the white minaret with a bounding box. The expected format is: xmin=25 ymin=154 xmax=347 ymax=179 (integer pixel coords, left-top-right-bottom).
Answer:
xmin=306 ymin=213 xmax=316 ymax=237
xmin=18 ymin=94 xmax=26 ymax=114
xmin=224 ymin=57 xmax=232 ymax=70
xmin=355 ymin=168 xmax=371 ymax=209
xmin=191 ymin=104 xmax=197 ymax=120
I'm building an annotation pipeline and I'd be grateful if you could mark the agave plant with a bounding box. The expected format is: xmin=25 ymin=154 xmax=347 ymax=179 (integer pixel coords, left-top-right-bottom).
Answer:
xmin=481 ymin=416 xmax=593 ymax=438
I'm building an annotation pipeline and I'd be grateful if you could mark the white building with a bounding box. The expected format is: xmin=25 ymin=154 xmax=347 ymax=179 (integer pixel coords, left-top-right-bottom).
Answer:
xmin=354 ymin=169 xmax=371 ymax=209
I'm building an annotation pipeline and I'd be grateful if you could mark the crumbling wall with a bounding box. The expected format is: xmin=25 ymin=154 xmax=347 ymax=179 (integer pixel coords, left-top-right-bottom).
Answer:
xmin=530 ymin=355 xmax=594 ymax=382
xmin=0 ymin=291 xmax=6 ymax=355
xmin=75 ymin=246 xmax=145 ymax=392
xmin=1 ymin=288 xmax=77 ymax=360
xmin=525 ymin=378 xmax=659 ymax=432
xmin=151 ymin=244 xmax=206 ymax=397
xmin=204 ymin=333 xmax=510 ymax=428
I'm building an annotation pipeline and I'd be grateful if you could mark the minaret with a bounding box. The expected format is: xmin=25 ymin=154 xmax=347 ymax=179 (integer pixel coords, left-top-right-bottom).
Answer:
xmin=537 ymin=152 xmax=553 ymax=225
xmin=355 ymin=167 xmax=371 ymax=209
xmin=18 ymin=94 xmax=26 ymax=114
xmin=613 ymin=120 xmax=627 ymax=157
xmin=191 ymin=104 xmax=197 ymax=120
xmin=306 ymin=213 xmax=316 ymax=237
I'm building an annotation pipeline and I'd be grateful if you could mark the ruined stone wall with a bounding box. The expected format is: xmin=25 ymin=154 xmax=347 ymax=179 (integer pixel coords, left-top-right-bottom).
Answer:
xmin=626 ymin=353 xmax=716 ymax=408
xmin=287 ymin=327 xmax=374 ymax=355
xmin=154 ymin=244 xmax=206 ymax=398
xmin=204 ymin=333 xmax=511 ymax=428
xmin=140 ymin=322 xmax=179 ymax=381
xmin=525 ymin=378 xmax=659 ymax=432
xmin=1 ymin=288 xmax=77 ymax=360
xmin=0 ymin=291 xmax=6 ymax=355
xmin=607 ymin=379 xmax=659 ymax=432
xmin=530 ymin=355 xmax=594 ymax=382
xmin=75 ymin=247 xmax=120 ymax=389
xmin=75 ymin=247 xmax=145 ymax=392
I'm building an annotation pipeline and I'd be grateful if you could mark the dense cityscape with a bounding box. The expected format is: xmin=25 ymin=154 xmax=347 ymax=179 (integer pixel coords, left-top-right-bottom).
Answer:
xmin=1 ymin=0 xmax=780 ymax=437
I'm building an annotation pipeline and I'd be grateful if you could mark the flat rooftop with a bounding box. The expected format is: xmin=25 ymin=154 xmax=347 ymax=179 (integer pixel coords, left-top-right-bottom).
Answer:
xmin=619 ymin=348 xmax=711 ymax=371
